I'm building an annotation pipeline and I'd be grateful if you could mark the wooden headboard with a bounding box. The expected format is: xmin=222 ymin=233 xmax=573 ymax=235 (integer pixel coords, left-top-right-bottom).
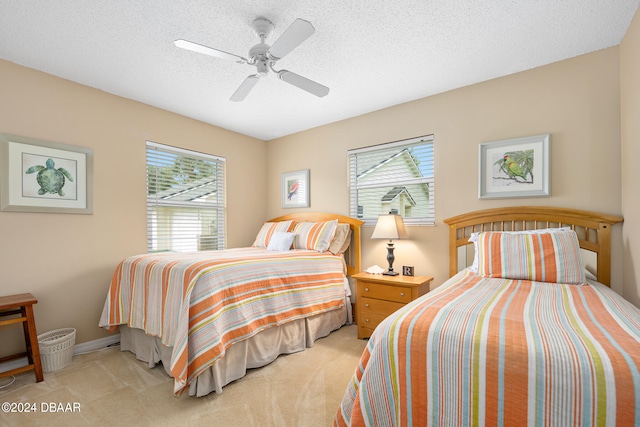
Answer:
xmin=266 ymin=212 xmax=364 ymax=277
xmin=443 ymin=207 xmax=623 ymax=286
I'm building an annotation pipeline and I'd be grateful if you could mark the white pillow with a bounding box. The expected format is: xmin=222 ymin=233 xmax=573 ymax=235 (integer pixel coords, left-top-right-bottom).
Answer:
xmin=467 ymin=227 xmax=571 ymax=273
xmin=267 ymin=231 xmax=295 ymax=251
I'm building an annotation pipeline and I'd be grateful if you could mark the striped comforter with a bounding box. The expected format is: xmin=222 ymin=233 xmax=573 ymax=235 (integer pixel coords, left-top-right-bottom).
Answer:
xmin=99 ymin=247 xmax=346 ymax=395
xmin=336 ymin=269 xmax=640 ymax=426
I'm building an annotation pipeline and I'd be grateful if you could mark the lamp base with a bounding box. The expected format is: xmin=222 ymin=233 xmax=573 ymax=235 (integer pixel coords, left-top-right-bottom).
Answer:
xmin=383 ymin=241 xmax=400 ymax=276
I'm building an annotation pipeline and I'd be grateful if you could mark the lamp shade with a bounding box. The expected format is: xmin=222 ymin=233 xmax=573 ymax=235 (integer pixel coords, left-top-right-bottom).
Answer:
xmin=371 ymin=214 xmax=409 ymax=240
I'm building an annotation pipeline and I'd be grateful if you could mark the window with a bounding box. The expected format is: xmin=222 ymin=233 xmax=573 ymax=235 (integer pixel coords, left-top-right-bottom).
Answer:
xmin=146 ymin=141 xmax=225 ymax=252
xmin=349 ymin=135 xmax=434 ymax=225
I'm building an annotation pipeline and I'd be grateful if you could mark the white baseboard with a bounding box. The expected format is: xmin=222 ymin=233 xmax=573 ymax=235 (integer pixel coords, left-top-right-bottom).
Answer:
xmin=0 ymin=334 xmax=120 ymax=374
xmin=73 ymin=334 xmax=120 ymax=355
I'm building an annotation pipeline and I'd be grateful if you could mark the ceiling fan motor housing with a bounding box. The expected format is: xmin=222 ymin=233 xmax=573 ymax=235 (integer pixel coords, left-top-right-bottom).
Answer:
xmin=248 ymin=43 xmax=270 ymax=76
xmin=249 ymin=18 xmax=276 ymax=76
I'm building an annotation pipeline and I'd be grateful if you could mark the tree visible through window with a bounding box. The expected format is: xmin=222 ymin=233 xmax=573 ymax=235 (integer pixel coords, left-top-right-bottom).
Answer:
xmin=146 ymin=141 xmax=226 ymax=252
xmin=349 ymin=135 xmax=434 ymax=225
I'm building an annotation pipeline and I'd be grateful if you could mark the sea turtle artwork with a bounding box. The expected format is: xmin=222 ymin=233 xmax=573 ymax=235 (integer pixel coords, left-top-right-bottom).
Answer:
xmin=25 ymin=158 xmax=74 ymax=196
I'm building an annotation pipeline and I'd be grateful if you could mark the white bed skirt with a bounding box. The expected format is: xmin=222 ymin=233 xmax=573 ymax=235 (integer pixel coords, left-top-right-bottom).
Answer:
xmin=119 ymin=306 xmax=347 ymax=397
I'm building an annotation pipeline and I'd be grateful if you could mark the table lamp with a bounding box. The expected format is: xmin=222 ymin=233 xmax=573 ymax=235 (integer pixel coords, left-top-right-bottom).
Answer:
xmin=371 ymin=213 xmax=408 ymax=276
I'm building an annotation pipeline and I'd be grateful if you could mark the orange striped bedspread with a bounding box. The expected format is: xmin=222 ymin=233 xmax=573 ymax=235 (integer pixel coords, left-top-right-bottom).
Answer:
xmin=335 ymin=269 xmax=640 ymax=426
xmin=99 ymin=247 xmax=346 ymax=395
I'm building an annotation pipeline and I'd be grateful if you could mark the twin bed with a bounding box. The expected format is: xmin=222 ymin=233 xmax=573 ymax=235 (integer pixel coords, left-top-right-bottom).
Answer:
xmin=336 ymin=206 xmax=640 ymax=426
xmin=100 ymin=212 xmax=363 ymax=397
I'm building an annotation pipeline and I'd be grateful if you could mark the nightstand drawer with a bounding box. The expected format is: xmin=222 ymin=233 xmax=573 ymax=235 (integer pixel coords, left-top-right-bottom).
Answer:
xmin=359 ymin=311 xmax=389 ymax=331
xmin=358 ymin=282 xmax=412 ymax=303
xmin=360 ymin=297 xmax=404 ymax=317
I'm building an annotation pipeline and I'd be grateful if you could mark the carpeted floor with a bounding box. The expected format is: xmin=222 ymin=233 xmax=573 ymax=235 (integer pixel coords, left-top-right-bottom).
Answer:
xmin=0 ymin=325 xmax=366 ymax=427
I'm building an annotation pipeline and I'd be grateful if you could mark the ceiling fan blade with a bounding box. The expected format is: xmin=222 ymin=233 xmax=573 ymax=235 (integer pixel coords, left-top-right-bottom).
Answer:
xmin=230 ymin=75 xmax=260 ymax=102
xmin=267 ymin=19 xmax=315 ymax=60
xmin=174 ymin=39 xmax=247 ymax=64
xmin=278 ymin=70 xmax=329 ymax=97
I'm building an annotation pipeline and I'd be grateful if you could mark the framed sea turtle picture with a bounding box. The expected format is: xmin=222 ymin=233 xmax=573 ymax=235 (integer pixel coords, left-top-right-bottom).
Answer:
xmin=0 ymin=134 xmax=93 ymax=214
xmin=478 ymin=134 xmax=550 ymax=199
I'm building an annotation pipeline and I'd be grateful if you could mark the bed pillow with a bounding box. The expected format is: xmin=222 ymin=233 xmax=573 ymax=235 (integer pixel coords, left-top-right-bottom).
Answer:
xmin=328 ymin=223 xmax=352 ymax=255
xmin=467 ymin=227 xmax=571 ymax=273
xmin=475 ymin=229 xmax=586 ymax=285
xmin=267 ymin=231 xmax=295 ymax=251
xmin=293 ymin=219 xmax=338 ymax=252
xmin=253 ymin=220 xmax=293 ymax=248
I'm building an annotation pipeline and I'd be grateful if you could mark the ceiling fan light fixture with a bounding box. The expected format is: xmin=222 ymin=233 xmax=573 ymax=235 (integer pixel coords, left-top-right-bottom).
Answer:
xmin=255 ymin=59 xmax=269 ymax=76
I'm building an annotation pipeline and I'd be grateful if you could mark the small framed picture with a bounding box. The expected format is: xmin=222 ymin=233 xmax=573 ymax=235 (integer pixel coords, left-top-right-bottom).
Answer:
xmin=402 ymin=266 xmax=414 ymax=276
xmin=478 ymin=134 xmax=550 ymax=199
xmin=282 ymin=169 xmax=309 ymax=208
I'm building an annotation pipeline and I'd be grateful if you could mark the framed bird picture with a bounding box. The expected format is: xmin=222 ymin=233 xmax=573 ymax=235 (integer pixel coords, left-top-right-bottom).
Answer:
xmin=281 ymin=169 xmax=310 ymax=208
xmin=478 ymin=134 xmax=550 ymax=199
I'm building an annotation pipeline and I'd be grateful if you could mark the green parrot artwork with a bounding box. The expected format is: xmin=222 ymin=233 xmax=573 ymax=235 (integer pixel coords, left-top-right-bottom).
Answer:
xmin=495 ymin=149 xmax=533 ymax=183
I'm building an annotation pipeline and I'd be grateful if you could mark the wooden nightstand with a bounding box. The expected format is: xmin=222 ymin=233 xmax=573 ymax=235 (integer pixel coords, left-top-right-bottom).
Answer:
xmin=353 ymin=272 xmax=433 ymax=339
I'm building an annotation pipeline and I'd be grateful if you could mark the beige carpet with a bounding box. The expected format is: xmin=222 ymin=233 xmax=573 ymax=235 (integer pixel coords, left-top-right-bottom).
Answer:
xmin=0 ymin=325 xmax=366 ymax=427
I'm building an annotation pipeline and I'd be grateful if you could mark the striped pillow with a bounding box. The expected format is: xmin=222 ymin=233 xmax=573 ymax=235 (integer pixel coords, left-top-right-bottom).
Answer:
xmin=468 ymin=227 xmax=571 ymax=273
xmin=293 ymin=220 xmax=338 ymax=252
xmin=253 ymin=220 xmax=293 ymax=248
xmin=476 ymin=229 xmax=586 ymax=284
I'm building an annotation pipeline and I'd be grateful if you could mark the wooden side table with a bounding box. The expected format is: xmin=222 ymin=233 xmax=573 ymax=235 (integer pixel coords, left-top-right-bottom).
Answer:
xmin=0 ymin=293 xmax=44 ymax=382
xmin=353 ymin=272 xmax=433 ymax=339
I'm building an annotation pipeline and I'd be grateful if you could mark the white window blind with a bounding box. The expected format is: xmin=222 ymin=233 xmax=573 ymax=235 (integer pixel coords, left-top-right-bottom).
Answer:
xmin=349 ymin=135 xmax=434 ymax=225
xmin=146 ymin=141 xmax=225 ymax=253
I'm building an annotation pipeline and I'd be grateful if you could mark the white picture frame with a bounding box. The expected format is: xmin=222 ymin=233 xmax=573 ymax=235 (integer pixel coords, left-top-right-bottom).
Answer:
xmin=0 ymin=134 xmax=94 ymax=214
xmin=281 ymin=169 xmax=309 ymax=208
xmin=478 ymin=134 xmax=550 ymax=199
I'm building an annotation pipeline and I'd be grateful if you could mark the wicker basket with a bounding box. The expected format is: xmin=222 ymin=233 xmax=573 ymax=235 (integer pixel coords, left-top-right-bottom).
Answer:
xmin=38 ymin=328 xmax=76 ymax=372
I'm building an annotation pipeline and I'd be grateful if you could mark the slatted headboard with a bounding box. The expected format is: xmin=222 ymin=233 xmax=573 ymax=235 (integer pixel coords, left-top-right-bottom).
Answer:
xmin=444 ymin=207 xmax=623 ymax=286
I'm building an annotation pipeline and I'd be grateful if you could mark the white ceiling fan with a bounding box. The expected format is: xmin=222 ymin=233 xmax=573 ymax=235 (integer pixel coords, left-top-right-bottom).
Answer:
xmin=175 ymin=17 xmax=329 ymax=102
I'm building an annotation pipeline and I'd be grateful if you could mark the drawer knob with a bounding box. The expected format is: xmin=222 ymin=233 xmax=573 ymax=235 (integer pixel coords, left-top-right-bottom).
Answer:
xmin=365 ymin=318 xmax=370 ymax=323
xmin=364 ymin=287 xmax=369 ymax=292
xmin=400 ymin=292 xmax=405 ymax=297
xmin=365 ymin=303 xmax=370 ymax=308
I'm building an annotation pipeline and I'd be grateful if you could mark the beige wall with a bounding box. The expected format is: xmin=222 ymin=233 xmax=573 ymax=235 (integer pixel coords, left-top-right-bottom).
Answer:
xmin=0 ymin=60 xmax=267 ymax=354
xmin=1 ymin=16 xmax=637 ymax=354
xmin=267 ymin=47 xmax=624 ymax=296
xmin=621 ymin=8 xmax=640 ymax=306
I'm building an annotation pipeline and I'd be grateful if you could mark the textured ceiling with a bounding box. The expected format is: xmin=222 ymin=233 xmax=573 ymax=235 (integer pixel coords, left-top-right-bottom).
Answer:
xmin=0 ymin=1 xmax=638 ymax=141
